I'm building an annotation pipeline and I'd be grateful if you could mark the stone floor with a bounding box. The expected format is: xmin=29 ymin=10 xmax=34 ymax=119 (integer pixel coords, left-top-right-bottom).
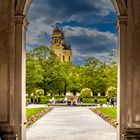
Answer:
xmin=26 ymin=107 xmax=117 ymax=140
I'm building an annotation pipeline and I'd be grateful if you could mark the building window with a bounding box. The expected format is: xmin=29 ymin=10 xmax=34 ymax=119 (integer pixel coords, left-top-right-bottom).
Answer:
xmin=69 ymin=56 xmax=71 ymax=62
xmin=63 ymin=56 xmax=65 ymax=61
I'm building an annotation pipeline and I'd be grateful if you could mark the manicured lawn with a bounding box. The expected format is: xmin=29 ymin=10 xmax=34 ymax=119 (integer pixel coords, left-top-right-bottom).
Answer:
xmin=90 ymin=107 xmax=117 ymax=127
xmin=96 ymin=107 xmax=117 ymax=119
xmin=26 ymin=107 xmax=46 ymax=118
xmin=26 ymin=107 xmax=53 ymax=127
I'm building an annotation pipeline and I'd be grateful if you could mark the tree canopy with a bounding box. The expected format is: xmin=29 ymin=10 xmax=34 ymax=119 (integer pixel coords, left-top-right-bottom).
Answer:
xmin=26 ymin=46 xmax=117 ymax=97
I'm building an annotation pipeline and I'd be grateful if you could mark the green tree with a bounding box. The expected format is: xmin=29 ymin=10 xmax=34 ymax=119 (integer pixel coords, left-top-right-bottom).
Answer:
xmin=80 ymin=88 xmax=92 ymax=98
xmin=85 ymin=57 xmax=102 ymax=68
xmin=26 ymin=50 xmax=43 ymax=96
xmin=67 ymin=66 xmax=83 ymax=95
xmin=33 ymin=45 xmax=63 ymax=95
xmin=26 ymin=46 xmax=117 ymax=98
xmin=60 ymin=63 xmax=73 ymax=95
xmin=84 ymin=57 xmax=107 ymax=95
xmin=106 ymin=86 xmax=117 ymax=98
xmin=104 ymin=65 xmax=117 ymax=89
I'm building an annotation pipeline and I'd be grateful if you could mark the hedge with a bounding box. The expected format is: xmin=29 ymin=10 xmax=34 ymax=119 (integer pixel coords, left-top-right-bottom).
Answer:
xmin=82 ymin=98 xmax=106 ymax=104
xmin=37 ymin=96 xmax=107 ymax=104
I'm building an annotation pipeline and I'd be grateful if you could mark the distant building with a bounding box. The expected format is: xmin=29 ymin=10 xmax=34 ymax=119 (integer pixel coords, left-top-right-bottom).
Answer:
xmin=50 ymin=24 xmax=72 ymax=62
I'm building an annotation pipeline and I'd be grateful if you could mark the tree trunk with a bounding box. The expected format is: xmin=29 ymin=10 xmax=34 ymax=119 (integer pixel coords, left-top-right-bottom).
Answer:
xmin=73 ymin=91 xmax=77 ymax=96
xmin=44 ymin=88 xmax=47 ymax=96
xmin=64 ymin=82 xmax=67 ymax=96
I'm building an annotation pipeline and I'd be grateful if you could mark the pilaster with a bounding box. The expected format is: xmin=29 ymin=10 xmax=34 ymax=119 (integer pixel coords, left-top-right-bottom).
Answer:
xmin=117 ymin=15 xmax=127 ymax=140
xmin=14 ymin=14 xmax=28 ymax=140
xmin=119 ymin=0 xmax=140 ymax=139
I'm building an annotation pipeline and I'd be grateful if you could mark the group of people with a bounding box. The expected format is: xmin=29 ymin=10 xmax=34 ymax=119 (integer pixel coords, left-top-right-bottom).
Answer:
xmin=106 ymin=97 xmax=117 ymax=106
xmin=93 ymin=97 xmax=117 ymax=106
xmin=29 ymin=96 xmax=40 ymax=104
xmin=49 ymin=97 xmax=56 ymax=104
xmin=77 ymin=98 xmax=83 ymax=104
xmin=28 ymin=96 xmax=117 ymax=106
xmin=49 ymin=97 xmax=83 ymax=106
xmin=60 ymin=97 xmax=67 ymax=103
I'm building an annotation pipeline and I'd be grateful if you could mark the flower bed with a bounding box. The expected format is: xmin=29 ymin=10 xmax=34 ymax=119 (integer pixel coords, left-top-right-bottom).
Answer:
xmin=90 ymin=107 xmax=117 ymax=128
xmin=26 ymin=107 xmax=53 ymax=127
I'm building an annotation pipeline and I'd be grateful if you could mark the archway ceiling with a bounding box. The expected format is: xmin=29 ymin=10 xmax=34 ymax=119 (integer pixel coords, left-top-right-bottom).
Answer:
xmin=15 ymin=0 xmax=32 ymax=15
xmin=112 ymin=0 xmax=127 ymax=15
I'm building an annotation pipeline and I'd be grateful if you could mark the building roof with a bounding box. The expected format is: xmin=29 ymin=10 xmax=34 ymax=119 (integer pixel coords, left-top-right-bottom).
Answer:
xmin=62 ymin=40 xmax=71 ymax=50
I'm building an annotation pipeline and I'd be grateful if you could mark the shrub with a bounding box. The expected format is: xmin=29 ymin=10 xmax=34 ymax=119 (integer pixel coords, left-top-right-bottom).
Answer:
xmin=35 ymin=89 xmax=44 ymax=97
xmin=80 ymin=88 xmax=92 ymax=98
xmin=26 ymin=95 xmax=108 ymax=104
xmin=82 ymin=98 xmax=106 ymax=104
xmin=84 ymin=96 xmax=108 ymax=99
xmin=82 ymin=98 xmax=93 ymax=103
xmin=39 ymin=96 xmax=51 ymax=104
xmin=106 ymin=86 xmax=117 ymax=98
xmin=97 ymin=99 xmax=106 ymax=105
xmin=39 ymin=96 xmax=65 ymax=104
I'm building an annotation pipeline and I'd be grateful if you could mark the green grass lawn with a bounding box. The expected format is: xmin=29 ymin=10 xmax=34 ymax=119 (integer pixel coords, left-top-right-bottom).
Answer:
xmin=96 ymin=107 xmax=117 ymax=119
xmin=26 ymin=107 xmax=46 ymax=118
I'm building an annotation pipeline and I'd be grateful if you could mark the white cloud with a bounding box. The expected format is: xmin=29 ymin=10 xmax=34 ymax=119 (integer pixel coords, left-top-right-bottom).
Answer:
xmin=26 ymin=22 xmax=117 ymax=59
xmin=26 ymin=17 xmax=53 ymax=47
xmin=26 ymin=0 xmax=117 ymax=64
xmin=63 ymin=26 xmax=116 ymax=40
xmin=28 ymin=0 xmax=115 ymax=24
xmin=90 ymin=0 xmax=115 ymax=16
xmin=63 ymin=26 xmax=117 ymax=55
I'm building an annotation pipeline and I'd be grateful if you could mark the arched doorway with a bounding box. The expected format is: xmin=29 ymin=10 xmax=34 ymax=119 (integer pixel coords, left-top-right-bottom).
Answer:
xmin=1 ymin=0 xmax=140 ymax=140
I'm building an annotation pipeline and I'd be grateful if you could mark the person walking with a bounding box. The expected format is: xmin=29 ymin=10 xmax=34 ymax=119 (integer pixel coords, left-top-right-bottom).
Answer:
xmin=111 ymin=97 xmax=114 ymax=106
xmin=94 ymin=98 xmax=98 ymax=106
xmin=106 ymin=98 xmax=110 ymax=106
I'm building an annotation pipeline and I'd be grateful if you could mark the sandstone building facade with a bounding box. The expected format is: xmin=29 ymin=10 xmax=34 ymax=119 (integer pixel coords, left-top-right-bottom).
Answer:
xmin=50 ymin=24 xmax=72 ymax=63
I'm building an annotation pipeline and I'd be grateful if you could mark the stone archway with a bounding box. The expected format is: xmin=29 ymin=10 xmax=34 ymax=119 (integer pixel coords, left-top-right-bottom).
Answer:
xmin=1 ymin=0 xmax=140 ymax=140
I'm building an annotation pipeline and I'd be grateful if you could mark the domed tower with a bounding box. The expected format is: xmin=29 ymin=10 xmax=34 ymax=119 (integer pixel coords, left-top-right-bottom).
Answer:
xmin=51 ymin=24 xmax=72 ymax=63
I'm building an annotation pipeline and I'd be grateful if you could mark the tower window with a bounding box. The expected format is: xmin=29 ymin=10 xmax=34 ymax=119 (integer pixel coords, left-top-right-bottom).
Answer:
xmin=63 ymin=56 xmax=65 ymax=61
xmin=59 ymin=54 xmax=61 ymax=60
xmin=69 ymin=56 xmax=71 ymax=62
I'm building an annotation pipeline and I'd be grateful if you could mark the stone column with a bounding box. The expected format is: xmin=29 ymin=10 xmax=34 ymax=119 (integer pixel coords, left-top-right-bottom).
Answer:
xmin=117 ymin=15 xmax=127 ymax=140
xmin=14 ymin=15 xmax=28 ymax=140
xmin=120 ymin=1 xmax=140 ymax=139
xmin=0 ymin=0 xmax=17 ymax=139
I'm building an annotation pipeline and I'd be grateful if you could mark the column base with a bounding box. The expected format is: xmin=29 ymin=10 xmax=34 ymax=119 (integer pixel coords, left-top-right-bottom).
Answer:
xmin=0 ymin=133 xmax=17 ymax=140
xmin=122 ymin=128 xmax=140 ymax=140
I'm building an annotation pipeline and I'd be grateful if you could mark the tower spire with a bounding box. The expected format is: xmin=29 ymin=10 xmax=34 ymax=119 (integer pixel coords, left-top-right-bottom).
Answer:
xmin=55 ymin=23 xmax=60 ymax=28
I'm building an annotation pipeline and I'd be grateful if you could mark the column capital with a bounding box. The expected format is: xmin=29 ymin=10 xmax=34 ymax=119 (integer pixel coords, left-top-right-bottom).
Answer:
xmin=15 ymin=14 xmax=29 ymax=30
xmin=117 ymin=15 xmax=128 ymax=29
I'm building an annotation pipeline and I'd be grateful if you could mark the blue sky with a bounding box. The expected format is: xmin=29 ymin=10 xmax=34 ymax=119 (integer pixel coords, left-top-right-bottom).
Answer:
xmin=26 ymin=0 xmax=117 ymax=65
